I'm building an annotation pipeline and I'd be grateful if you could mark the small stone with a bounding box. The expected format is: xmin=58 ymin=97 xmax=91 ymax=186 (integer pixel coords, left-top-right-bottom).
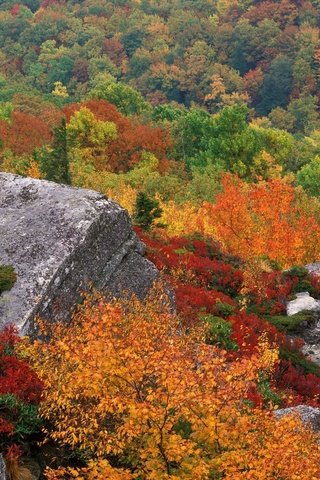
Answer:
xmin=305 ymin=262 xmax=320 ymax=277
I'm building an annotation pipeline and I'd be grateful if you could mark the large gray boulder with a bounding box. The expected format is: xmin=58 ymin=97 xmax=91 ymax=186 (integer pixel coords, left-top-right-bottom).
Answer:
xmin=0 ymin=173 xmax=159 ymax=334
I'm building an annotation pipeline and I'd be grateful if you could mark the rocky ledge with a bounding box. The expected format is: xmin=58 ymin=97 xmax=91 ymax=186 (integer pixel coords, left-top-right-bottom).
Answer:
xmin=0 ymin=173 xmax=159 ymax=334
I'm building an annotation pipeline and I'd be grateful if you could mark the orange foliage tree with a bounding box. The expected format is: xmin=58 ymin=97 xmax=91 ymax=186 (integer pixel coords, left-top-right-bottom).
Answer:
xmin=207 ymin=174 xmax=320 ymax=267
xmin=0 ymin=111 xmax=52 ymax=156
xmin=64 ymin=100 xmax=172 ymax=172
xmin=24 ymin=292 xmax=320 ymax=480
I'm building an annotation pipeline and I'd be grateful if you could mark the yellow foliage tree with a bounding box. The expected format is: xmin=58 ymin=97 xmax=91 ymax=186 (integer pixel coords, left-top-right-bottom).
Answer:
xmin=52 ymin=81 xmax=69 ymax=98
xmin=67 ymin=107 xmax=117 ymax=172
xmin=23 ymin=292 xmax=320 ymax=480
xmin=25 ymin=159 xmax=42 ymax=179
xmin=249 ymin=150 xmax=283 ymax=181
xmin=159 ymin=200 xmax=207 ymax=236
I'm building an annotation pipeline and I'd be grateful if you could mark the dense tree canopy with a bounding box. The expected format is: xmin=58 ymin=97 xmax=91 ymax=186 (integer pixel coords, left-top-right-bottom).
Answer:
xmin=0 ymin=0 xmax=318 ymax=131
xmin=1 ymin=0 xmax=320 ymax=477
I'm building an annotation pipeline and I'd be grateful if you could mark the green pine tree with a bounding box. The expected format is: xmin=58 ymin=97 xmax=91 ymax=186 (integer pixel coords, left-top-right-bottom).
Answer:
xmin=133 ymin=192 xmax=163 ymax=231
xmin=41 ymin=118 xmax=70 ymax=185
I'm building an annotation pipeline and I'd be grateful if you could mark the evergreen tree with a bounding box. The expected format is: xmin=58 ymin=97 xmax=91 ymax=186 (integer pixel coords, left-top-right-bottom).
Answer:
xmin=133 ymin=192 xmax=163 ymax=231
xmin=256 ymin=57 xmax=293 ymax=116
xmin=41 ymin=118 xmax=70 ymax=185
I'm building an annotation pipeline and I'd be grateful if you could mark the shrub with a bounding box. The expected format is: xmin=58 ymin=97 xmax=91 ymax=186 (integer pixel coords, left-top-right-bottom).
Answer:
xmin=0 ymin=394 xmax=41 ymax=443
xmin=0 ymin=326 xmax=43 ymax=451
xmin=284 ymin=265 xmax=319 ymax=296
xmin=24 ymin=294 xmax=320 ymax=480
xmin=5 ymin=444 xmax=34 ymax=480
xmin=203 ymin=314 xmax=238 ymax=351
xmin=285 ymin=266 xmax=309 ymax=279
xmin=280 ymin=348 xmax=320 ymax=377
xmin=257 ymin=372 xmax=282 ymax=407
xmin=0 ymin=265 xmax=16 ymax=294
xmin=214 ymin=301 xmax=235 ymax=318
xmin=264 ymin=311 xmax=315 ymax=333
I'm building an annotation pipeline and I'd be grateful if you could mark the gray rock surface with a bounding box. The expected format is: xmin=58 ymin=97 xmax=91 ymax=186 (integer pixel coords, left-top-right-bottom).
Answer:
xmin=286 ymin=292 xmax=320 ymax=316
xmin=286 ymin=287 xmax=320 ymax=365
xmin=275 ymin=405 xmax=320 ymax=431
xmin=0 ymin=173 xmax=159 ymax=334
xmin=305 ymin=262 xmax=320 ymax=276
xmin=297 ymin=316 xmax=320 ymax=366
xmin=0 ymin=454 xmax=6 ymax=480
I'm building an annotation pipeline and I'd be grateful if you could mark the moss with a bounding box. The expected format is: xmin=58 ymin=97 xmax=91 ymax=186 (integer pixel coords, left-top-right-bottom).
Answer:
xmin=0 ymin=265 xmax=17 ymax=294
xmin=264 ymin=311 xmax=315 ymax=333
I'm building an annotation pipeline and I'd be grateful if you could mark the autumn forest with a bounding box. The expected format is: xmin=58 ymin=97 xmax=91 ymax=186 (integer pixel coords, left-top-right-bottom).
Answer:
xmin=1 ymin=0 xmax=320 ymax=478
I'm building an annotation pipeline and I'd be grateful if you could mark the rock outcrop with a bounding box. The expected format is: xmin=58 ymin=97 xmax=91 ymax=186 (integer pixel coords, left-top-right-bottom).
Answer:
xmin=286 ymin=292 xmax=320 ymax=317
xmin=285 ymin=270 xmax=320 ymax=365
xmin=286 ymin=293 xmax=320 ymax=365
xmin=0 ymin=173 xmax=159 ymax=334
xmin=275 ymin=405 xmax=320 ymax=431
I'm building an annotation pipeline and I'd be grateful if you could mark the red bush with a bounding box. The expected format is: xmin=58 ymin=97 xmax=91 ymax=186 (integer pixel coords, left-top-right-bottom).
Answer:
xmin=137 ymin=229 xmax=320 ymax=406
xmin=0 ymin=326 xmax=43 ymax=404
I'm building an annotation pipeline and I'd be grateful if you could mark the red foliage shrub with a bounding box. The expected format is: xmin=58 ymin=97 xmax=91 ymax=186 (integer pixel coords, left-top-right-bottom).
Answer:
xmin=276 ymin=360 xmax=320 ymax=404
xmin=5 ymin=443 xmax=22 ymax=462
xmin=176 ymin=283 xmax=236 ymax=324
xmin=246 ymin=385 xmax=264 ymax=407
xmin=229 ymin=312 xmax=286 ymax=355
xmin=0 ymin=418 xmax=14 ymax=436
xmin=137 ymin=228 xmax=320 ymax=406
xmin=0 ymin=111 xmax=52 ymax=155
xmin=137 ymin=229 xmax=243 ymax=296
xmin=0 ymin=326 xmax=43 ymax=404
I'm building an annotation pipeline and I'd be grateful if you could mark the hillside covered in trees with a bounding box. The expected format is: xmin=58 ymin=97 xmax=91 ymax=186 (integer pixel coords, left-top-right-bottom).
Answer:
xmin=1 ymin=0 xmax=320 ymax=478
xmin=1 ymin=0 xmax=320 ymax=130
